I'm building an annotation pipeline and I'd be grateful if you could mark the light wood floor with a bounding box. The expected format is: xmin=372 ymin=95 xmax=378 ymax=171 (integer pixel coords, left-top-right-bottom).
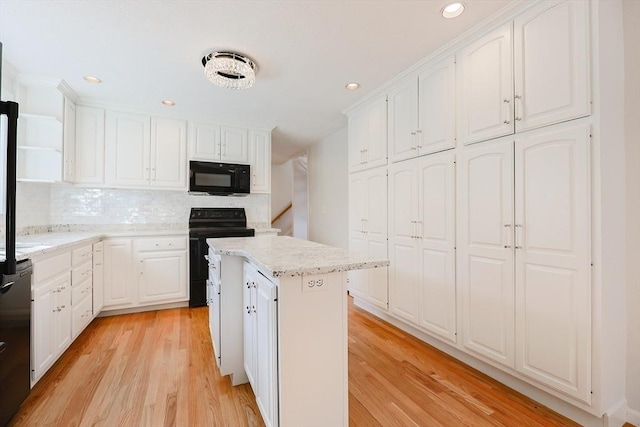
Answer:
xmin=11 ymin=298 xmax=582 ymax=427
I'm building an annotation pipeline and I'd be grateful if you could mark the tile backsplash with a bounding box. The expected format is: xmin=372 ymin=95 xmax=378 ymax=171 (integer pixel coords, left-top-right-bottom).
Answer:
xmin=0 ymin=183 xmax=270 ymax=238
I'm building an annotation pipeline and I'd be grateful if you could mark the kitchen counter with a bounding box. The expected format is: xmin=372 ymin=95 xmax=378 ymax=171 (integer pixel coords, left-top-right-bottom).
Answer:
xmin=207 ymin=235 xmax=388 ymax=277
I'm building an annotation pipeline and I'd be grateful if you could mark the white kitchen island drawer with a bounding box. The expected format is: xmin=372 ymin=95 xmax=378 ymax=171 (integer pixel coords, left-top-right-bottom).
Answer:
xmin=72 ymin=244 xmax=93 ymax=265
xmin=136 ymin=236 xmax=187 ymax=251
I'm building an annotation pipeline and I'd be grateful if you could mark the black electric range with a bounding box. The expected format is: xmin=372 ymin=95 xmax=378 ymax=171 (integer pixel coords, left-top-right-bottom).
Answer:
xmin=189 ymin=207 xmax=255 ymax=307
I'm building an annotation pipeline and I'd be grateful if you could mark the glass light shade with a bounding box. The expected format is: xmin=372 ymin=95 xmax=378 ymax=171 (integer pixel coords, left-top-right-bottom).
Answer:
xmin=202 ymin=51 xmax=257 ymax=90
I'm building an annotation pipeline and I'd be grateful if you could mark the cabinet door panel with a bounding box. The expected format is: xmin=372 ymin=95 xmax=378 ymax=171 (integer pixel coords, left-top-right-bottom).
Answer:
xmin=458 ymin=24 xmax=514 ymax=145
xmin=514 ymin=1 xmax=590 ymax=131
xmin=220 ymin=126 xmax=248 ymax=162
xmin=189 ymin=122 xmax=221 ymax=160
xmin=458 ymin=140 xmax=514 ymax=367
xmin=348 ymin=109 xmax=367 ymax=172
xmin=514 ymin=124 xmax=591 ymax=403
xmin=366 ymin=169 xmax=387 ymax=240
xmin=418 ymin=152 xmax=456 ymax=342
xmin=255 ymin=276 xmax=278 ymax=427
xmin=53 ymin=276 xmax=72 ymax=357
xmin=75 ymin=106 xmax=105 ymax=184
xmin=388 ymin=79 xmax=419 ymax=162
xmin=365 ymin=96 xmax=388 ymax=169
xmin=243 ymin=266 xmax=257 ymax=389
xmin=93 ymin=242 xmax=104 ymax=314
xmin=63 ymin=97 xmax=76 ymax=182
xmin=137 ymin=250 xmax=188 ymax=304
xmin=249 ymin=130 xmax=271 ymax=193
xmin=106 ymin=111 xmax=150 ymax=186
xmin=367 ymin=239 xmax=388 ymax=310
xmin=32 ymin=283 xmax=55 ymax=382
xmin=103 ymin=239 xmax=134 ymax=307
xmin=418 ymin=57 xmax=456 ymax=155
xmin=347 ymin=237 xmax=368 ymax=299
xmin=151 ymin=118 xmax=187 ymax=189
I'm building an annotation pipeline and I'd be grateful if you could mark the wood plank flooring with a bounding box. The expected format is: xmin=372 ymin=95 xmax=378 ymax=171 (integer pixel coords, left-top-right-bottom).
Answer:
xmin=10 ymin=298 xmax=580 ymax=426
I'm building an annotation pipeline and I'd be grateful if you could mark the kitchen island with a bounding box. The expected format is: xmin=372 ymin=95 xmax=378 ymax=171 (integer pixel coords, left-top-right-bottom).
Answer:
xmin=206 ymin=235 xmax=388 ymax=427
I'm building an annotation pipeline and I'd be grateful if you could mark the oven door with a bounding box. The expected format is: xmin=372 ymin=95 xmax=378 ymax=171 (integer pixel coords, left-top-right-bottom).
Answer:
xmin=189 ymin=161 xmax=250 ymax=195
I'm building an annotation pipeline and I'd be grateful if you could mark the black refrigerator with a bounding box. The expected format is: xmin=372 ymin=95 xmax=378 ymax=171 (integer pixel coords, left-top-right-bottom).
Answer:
xmin=0 ymin=41 xmax=33 ymax=427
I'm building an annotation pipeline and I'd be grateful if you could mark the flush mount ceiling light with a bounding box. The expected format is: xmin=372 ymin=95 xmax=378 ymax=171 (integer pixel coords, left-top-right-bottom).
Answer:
xmin=83 ymin=75 xmax=102 ymax=84
xmin=202 ymin=51 xmax=257 ymax=90
xmin=345 ymin=82 xmax=360 ymax=90
xmin=161 ymin=100 xmax=175 ymax=106
xmin=441 ymin=2 xmax=465 ymax=18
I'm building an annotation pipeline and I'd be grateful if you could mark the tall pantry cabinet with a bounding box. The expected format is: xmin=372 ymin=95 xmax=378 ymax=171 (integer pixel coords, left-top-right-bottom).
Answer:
xmin=344 ymin=0 xmax=619 ymax=421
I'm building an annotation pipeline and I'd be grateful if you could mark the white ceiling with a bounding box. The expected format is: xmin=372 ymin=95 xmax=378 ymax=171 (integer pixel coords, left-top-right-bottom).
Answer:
xmin=0 ymin=0 xmax=510 ymax=164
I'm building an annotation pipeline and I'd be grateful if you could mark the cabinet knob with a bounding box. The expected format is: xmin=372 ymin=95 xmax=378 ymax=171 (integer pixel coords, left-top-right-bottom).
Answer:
xmin=503 ymin=120 xmax=510 ymax=124
xmin=503 ymin=99 xmax=511 ymax=103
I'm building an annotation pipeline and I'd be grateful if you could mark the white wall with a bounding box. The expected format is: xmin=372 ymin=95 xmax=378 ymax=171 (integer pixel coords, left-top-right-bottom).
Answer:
xmin=623 ymin=0 xmax=640 ymax=418
xmin=271 ymin=160 xmax=293 ymax=221
xmin=307 ymin=128 xmax=348 ymax=249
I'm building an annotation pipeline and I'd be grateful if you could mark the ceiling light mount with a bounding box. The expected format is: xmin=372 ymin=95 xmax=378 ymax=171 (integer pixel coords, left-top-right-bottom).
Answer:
xmin=345 ymin=82 xmax=360 ymax=90
xmin=441 ymin=2 xmax=465 ymax=19
xmin=202 ymin=51 xmax=257 ymax=90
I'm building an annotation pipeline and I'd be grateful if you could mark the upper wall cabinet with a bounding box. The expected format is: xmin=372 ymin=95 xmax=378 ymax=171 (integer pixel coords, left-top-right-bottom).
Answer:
xmin=75 ymin=106 xmax=105 ymax=184
xmin=388 ymin=57 xmax=456 ymax=163
xmin=348 ymin=94 xmax=387 ymax=173
xmin=189 ymin=122 xmax=248 ymax=163
xmin=458 ymin=1 xmax=590 ymax=145
xmin=248 ymin=130 xmax=271 ymax=194
xmin=105 ymin=111 xmax=187 ymax=190
xmin=62 ymin=97 xmax=76 ymax=183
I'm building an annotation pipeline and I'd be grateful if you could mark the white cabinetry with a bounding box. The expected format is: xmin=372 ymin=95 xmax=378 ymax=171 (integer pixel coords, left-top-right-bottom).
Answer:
xmin=106 ymin=112 xmax=187 ymax=189
xmin=75 ymin=106 xmax=105 ymax=184
xmin=458 ymin=123 xmax=591 ymax=402
xmin=248 ymin=130 xmax=271 ymax=193
xmin=189 ymin=122 xmax=248 ymax=163
xmin=62 ymin=96 xmax=76 ymax=182
xmin=103 ymin=238 xmax=134 ymax=309
xmin=388 ymin=152 xmax=456 ymax=342
xmin=135 ymin=237 xmax=188 ymax=305
xmin=388 ymin=57 xmax=456 ymax=162
xmin=92 ymin=241 xmax=104 ymax=314
xmin=458 ymin=1 xmax=590 ymax=145
xmin=348 ymin=95 xmax=387 ymax=172
xmin=348 ymin=167 xmax=388 ymax=309
xmin=243 ymin=261 xmax=278 ymax=427
xmin=71 ymin=244 xmax=93 ymax=338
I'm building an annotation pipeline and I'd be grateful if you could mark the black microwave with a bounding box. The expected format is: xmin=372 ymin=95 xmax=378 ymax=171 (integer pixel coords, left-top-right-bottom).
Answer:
xmin=189 ymin=161 xmax=250 ymax=196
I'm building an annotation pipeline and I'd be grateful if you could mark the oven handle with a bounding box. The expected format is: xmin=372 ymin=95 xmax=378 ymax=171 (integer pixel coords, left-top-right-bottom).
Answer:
xmin=204 ymin=255 xmax=210 ymax=261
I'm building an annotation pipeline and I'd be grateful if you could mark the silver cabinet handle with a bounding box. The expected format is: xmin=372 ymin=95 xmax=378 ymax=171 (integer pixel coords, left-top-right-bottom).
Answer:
xmin=514 ymin=95 xmax=522 ymax=121
xmin=504 ymin=224 xmax=512 ymax=248
xmin=515 ymin=224 xmax=523 ymax=249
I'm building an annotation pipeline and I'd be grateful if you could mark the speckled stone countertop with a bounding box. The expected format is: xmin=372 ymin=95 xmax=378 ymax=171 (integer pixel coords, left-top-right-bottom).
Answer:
xmin=207 ymin=235 xmax=389 ymax=278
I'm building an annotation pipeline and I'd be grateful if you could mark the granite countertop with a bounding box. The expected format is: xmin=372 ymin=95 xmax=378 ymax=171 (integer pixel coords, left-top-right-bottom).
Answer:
xmin=0 ymin=229 xmax=189 ymax=262
xmin=207 ymin=235 xmax=389 ymax=278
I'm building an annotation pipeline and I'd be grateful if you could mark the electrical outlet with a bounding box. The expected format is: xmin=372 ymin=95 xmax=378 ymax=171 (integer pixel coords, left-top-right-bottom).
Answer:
xmin=302 ymin=274 xmax=327 ymax=293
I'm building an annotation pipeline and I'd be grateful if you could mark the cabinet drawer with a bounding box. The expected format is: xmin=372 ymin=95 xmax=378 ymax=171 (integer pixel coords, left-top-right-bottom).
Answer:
xmin=136 ymin=237 xmax=187 ymax=251
xmin=34 ymin=251 xmax=72 ymax=283
xmin=72 ymin=244 xmax=93 ymax=266
xmin=72 ymin=262 xmax=93 ymax=285
xmin=72 ymin=290 xmax=93 ymax=339
xmin=72 ymin=278 xmax=92 ymax=305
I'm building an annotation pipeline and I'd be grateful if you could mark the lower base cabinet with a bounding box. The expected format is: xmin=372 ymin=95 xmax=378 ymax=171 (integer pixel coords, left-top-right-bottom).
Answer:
xmin=243 ymin=261 xmax=278 ymax=427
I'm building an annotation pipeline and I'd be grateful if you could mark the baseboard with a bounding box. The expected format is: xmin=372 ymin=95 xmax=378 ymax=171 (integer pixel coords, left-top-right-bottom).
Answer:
xmin=97 ymin=300 xmax=189 ymax=317
xmin=604 ymin=399 xmax=628 ymax=427
xmin=628 ymin=407 xmax=640 ymax=426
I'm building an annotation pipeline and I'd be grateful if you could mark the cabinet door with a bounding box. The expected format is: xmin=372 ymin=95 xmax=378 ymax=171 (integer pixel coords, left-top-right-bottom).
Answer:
xmin=189 ymin=121 xmax=221 ymax=160
xmin=458 ymin=24 xmax=514 ymax=145
xmin=418 ymin=152 xmax=456 ymax=343
xmin=32 ymin=282 xmax=55 ymax=382
xmin=348 ymin=107 xmax=367 ymax=172
xmin=388 ymin=78 xmax=419 ymax=162
xmin=93 ymin=242 xmax=104 ymax=314
xmin=53 ymin=274 xmax=72 ymax=357
xmin=105 ymin=111 xmax=150 ymax=186
xmin=388 ymin=160 xmax=419 ymax=323
xmin=514 ymin=1 xmax=590 ymax=132
xmin=249 ymin=130 xmax=271 ymax=193
xmin=220 ymin=125 xmax=248 ymax=162
xmin=150 ymin=117 xmax=187 ymax=189
xmin=209 ymin=280 xmax=222 ymax=366
xmin=418 ymin=57 xmax=456 ymax=156
xmin=514 ymin=124 xmax=591 ymax=403
xmin=103 ymin=239 xmax=134 ymax=308
xmin=348 ymin=173 xmax=367 ymax=298
xmin=243 ymin=264 xmax=257 ymax=389
xmin=62 ymin=97 xmax=76 ymax=182
xmin=255 ymin=274 xmax=278 ymax=427
xmin=365 ymin=168 xmax=388 ymax=309
xmin=458 ymin=139 xmax=515 ymax=368
xmin=364 ymin=95 xmax=388 ymax=169
xmin=137 ymin=249 xmax=188 ymax=304
xmin=75 ymin=106 xmax=105 ymax=184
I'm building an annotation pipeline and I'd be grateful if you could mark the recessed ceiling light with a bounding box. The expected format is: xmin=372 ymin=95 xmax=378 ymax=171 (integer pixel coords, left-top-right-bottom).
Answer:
xmin=83 ymin=76 xmax=102 ymax=84
xmin=161 ymin=100 xmax=175 ymax=106
xmin=345 ymin=82 xmax=360 ymax=90
xmin=441 ymin=2 xmax=465 ymax=18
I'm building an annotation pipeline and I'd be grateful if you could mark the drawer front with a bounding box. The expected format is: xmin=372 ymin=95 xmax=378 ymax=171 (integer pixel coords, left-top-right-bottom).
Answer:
xmin=72 ymin=291 xmax=94 ymax=339
xmin=34 ymin=251 xmax=72 ymax=283
xmin=72 ymin=244 xmax=93 ymax=266
xmin=72 ymin=262 xmax=93 ymax=285
xmin=72 ymin=278 xmax=92 ymax=305
xmin=93 ymin=241 xmax=104 ymax=265
xmin=136 ymin=237 xmax=187 ymax=252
